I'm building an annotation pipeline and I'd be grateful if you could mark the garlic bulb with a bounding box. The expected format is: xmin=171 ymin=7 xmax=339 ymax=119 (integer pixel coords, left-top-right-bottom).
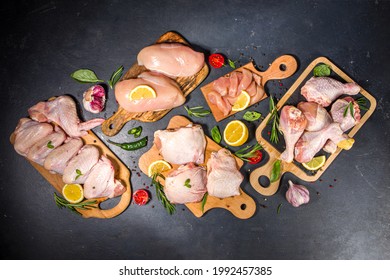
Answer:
xmin=82 ymin=85 xmax=106 ymax=113
xmin=286 ymin=180 xmax=310 ymax=207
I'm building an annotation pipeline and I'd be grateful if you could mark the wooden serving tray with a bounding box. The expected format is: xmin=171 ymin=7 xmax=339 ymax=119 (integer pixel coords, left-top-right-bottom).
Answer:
xmin=102 ymin=31 xmax=209 ymax=136
xmin=138 ymin=115 xmax=256 ymax=219
xmin=201 ymin=55 xmax=298 ymax=122
xmin=10 ymin=130 xmax=131 ymax=218
xmin=249 ymin=56 xmax=377 ymax=196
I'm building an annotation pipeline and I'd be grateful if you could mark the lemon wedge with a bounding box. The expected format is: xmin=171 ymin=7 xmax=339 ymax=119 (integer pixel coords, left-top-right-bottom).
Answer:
xmin=128 ymin=85 xmax=156 ymax=100
xmin=62 ymin=184 xmax=84 ymax=204
xmin=148 ymin=160 xmax=172 ymax=177
xmin=223 ymin=120 xmax=249 ymax=146
xmin=302 ymin=155 xmax=326 ymax=171
xmin=231 ymin=90 xmax=251 ymax=112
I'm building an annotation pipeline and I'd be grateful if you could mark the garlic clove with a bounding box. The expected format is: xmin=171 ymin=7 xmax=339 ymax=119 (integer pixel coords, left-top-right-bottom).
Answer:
xmin=82 ymin=85 xmax=106 ymax=114
xmin=286 ymin=180 xmax=310 ymax=207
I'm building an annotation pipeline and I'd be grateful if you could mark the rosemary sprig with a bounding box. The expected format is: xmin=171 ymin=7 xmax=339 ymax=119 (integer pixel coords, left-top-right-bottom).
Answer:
xmin=54 ymin=192 xmax=97 ymax=215
xmin=201 ymin=193 xmax=208 ymax=213
xmin=343 ymin=101 xmax=355 ymax=119
xmin=356 ymin=97 xmax=368 ymax=111
xmin=234 ymin=143 xmax=263 ymax=162
xmin=151 ymin=173 xmax=176 ymax=215
xmin=267 ymin=96 xmax=281 ymax=144
xmin=184 ymin=106 xmax=211 ymax=118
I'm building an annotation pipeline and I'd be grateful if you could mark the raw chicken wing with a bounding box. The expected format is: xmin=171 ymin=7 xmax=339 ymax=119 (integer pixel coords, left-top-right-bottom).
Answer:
xmin=301 ymin=77 xmax=360 ymax=107
xmin=154 ymin=124 xmax=206 ymax=165
xmin=137 ymin=43 xmax=205 ymax=77
xmin=206 ymin=149 xmax=243 ymax=198
xmin=165 ymin=163 xmax=207 ymax=204
xmin=297 ymin=102 xmax=332 ymax=132
xmin=279 ymin=106 xmax=307 ymax=163
xmin=28 ymin=95 xmax=104 ymax=137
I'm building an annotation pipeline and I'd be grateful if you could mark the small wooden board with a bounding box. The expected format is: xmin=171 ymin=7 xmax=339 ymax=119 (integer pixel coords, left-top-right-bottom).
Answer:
xmin=138 ymin=115 xmax=256 ymax=219
xmin=102 ymin=31 xmax=209 ymax=136
xmin=201 ymin=55 xmax=298 ymax=122
xmin=10 ymin=130 xmax=131 ymax=219
xmin=249 ymin=57 xmax=377 ymax=196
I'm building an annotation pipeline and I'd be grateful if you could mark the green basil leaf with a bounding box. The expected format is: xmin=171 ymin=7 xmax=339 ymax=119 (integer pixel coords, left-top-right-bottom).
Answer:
xmin=184 ymin=178 xmax=191 ymax=188
xmin=313 ymin=64 xmax=331 ymax=77
xmin=70 ymin=69 xmax=104 ymax=83
xmin=108 ymin=65 xmax=124 ymax=89
xmin=243 ymin=111 xmax=261 ymax=121
xmin=270 ymin=160 xmax=281 ymax=183
xmin=46 ymin=140 xmax=54 ymax=149
xmin=211 ymin=126 xmax=222 ymax=144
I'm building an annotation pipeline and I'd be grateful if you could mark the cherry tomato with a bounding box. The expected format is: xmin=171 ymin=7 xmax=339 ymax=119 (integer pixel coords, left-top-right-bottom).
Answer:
xmin=208 ymin=53 xmax=225 ymax=68
xmin=133 ymin=189 xmax=150 ymax=205
xmin=248 ymin=150 xmax=263 ymax=164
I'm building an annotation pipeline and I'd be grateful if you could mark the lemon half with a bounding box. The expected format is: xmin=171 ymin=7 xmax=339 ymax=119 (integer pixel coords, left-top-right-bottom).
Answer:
xmin=128 ymin=85 xmax=156 ymax=101
xmin=223 ymin=120 xmax=249 ymax=147
xmin=302 ymin=155 xmax=326 ymax=171
xmin=231 ymin=90 xmax=251 ymax=112
xmin=148 ymin=160 xmax=172 ymax=177
xmin=62 ymin=184 xmax=84 ymax=204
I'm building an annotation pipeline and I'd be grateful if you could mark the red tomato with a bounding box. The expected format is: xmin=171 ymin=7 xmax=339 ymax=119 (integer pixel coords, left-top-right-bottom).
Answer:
xmin=133 ymin=189 xmax=149 ymax=205
xmin=208 ymin=53 xmax=225 ymax=68
xmin=248 ymin=150 xmax=263 ymax=164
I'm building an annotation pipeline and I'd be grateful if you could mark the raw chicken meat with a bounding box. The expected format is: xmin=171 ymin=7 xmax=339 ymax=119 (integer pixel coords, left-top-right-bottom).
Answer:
xmin=206 ymin=149 xmax=243 ymax=198
xmin=26 ymin=126 xmax=67 ymax=166
xmin=294 ymin=123 xmax=355 ymax=163
xmin=44 ymin=138 xmax=83 ymax=174
xmin=207 ymin=91 xmax=231 ymax=116
xmin=137 ymin=43 xmax=205 ymax=77
xmin=297 ymin=102 xmax=332 ymax=132
xmin=13 ymin=118 xmax=53 ymax=156
xmin=115 ymin=71 xmax=185 ymax=113
xmin=154 ymin=124 xmax=206 ymax=165
xmin=83 ymin=155 xmax=126 ymax=199
xmin=301 ymin=77 xmax=360 ymax=107
xmin=62 ymin=144 xmax=100 ymax=184
xmin=323 ymin=97 xmax=361 ymax=153
xmin=279 ymin=106 xmax=307 ymax=163
xmin=28 ymin=95 xmax=104 ymax=137
xmin=165 ymin=163 xmax=207 ymax=204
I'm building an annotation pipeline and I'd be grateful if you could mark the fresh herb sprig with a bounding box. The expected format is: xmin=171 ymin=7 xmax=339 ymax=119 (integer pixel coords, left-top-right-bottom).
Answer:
xmin=267 ymin=96 xmax=281 ymax=144
xmin=343 ymin=101 xmax=355 ymax=119
xmin=211 ymin=126 xmax=222 ymax=144
xmin=75 ymin=169 xmax=83 ymax=180
xmin=270 ymin=160 xmax=282 ymax=183
xmin=184 ymin=179 xmax=191 ymax=188
xmin=108 ymin=65 xmax=124 ymax=89
xmin=54 ymin=192 xmax=97 ymax=215
xmin=234 ymin=143 xmax=263 ymax=162
xmin=201 ymin=193 xmax=208 ymax=213
xmin=47 ymin=141 xmax=54 ymax=149
xmin=152 ymin=173 xmax=176 ymax=215
xmin=313 ymin=64 xmax=331 ymax=77
xmin=243 ymin=111 xmax=262 ymax=122
xmin=356 ymin=97 xmax=368 ymax=111
xmin=184 ymin=106 xmax=211 ymax=118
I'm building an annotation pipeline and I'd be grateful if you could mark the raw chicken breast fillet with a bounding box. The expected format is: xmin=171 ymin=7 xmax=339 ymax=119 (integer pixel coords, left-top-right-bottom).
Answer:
xmin=206 ymin=149 xmax=243 ymax=198
xmin=115 ymin=71 xmax=185 ymax=113
xmin=154 ymin=124 xmax=206 ymax=165
xmin=137 ymin=43 xmax=205 ymax=77
xmin=165 ymin=163 xmax=207 ymax=204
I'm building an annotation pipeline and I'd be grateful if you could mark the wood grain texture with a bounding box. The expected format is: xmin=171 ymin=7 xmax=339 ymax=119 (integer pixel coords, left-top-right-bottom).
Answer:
xmin=102 ymin=31 xmax=209 ymax=136
xmin=249 ymin=56 xmax=377 ymax=196
xmin=201 ymin=55 xmax=298 ymax=122
xmin=138 ymin=115 xmax=256 ymax=219
xmin=10 ymin=129 xmax=131 ymax=219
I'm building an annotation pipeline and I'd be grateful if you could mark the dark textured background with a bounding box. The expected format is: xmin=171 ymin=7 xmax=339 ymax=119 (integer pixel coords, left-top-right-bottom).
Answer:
xmin=1 ymin=0 xmax=389 ymax=260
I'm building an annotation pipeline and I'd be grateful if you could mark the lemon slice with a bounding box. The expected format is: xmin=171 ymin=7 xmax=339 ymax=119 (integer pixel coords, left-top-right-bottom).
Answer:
xmin=231 ymin=90 xmax=251 ymax=111
xmin=223 ymin=120 xmax=249 ymax=147
xmin=62 ymin=184 xmax=84 ymax=204
xmin=128 ymin=85 xmax=156 ymax=100
xmin=148 ymin=160 xmax=172 ymax=177
xmin=302 ymin=155 xmax=326 ymax=171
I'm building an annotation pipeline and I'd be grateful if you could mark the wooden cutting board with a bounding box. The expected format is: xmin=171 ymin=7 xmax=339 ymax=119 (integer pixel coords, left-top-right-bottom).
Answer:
xmin=138 ymin=115 xmax=256 ymax=219
xmin=10 ymin=129 xmax=131 ymax=219
xmin=201 ymin=54 xmax=298 ymax=122
xmin=101 ymin=31 xmax=209 ymax=136
xmin=249 ymin=56 xmax=377 ymax=196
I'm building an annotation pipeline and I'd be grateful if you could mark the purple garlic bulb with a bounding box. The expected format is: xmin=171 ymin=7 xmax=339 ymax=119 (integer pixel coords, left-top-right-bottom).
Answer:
xmin=286 ymin=180 xmax=310 ymax=207
xmin=83 ymin=85 xmax=106 ymax=113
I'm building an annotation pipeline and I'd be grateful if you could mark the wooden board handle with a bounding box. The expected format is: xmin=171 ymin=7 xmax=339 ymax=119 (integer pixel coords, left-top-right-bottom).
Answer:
xmin=249 ymin=157 xmax=284 ymax=196
xmin=102 ymin=107 xmax=132 ymax=137
xmin=261 ymin=55 xmax=298 ymax=84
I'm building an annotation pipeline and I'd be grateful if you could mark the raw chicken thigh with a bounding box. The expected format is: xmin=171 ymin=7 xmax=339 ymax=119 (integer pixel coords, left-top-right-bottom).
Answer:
xmin=26 ymin=126 xmax=67 ymax=166
xmin=44 ymin=138 xmax=83 ymax=174
xmin=83 ymin=155 xmax=126 ymax=199
xmin=279 ymin=106 xmax=307 ymax=163
xmin=62 ymin=144 xmax=100 ymax=184
xmin=115 ymin=71 xmax=185 ymax=113
xmin=165 ymin=163 xmax=207 ymax=204
xmin=206 ymin=149 xmax=243 ymax=198
xmin=154 ymin=124 xmax=206 ymax=165
xmin=294 ymin=123 xmax=354 ymax=163
xmin=28 ymin=95 xmax=104 ymax=137
xmin=301 ymin=77 xmax=360 ymax=107
xmin=137 ymin=43 xmax=205 ymax=77
xmin=297 ymin=102 xmax=332 ymax=132
xmin=13 ymin=118 xmax=53 ymax=156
